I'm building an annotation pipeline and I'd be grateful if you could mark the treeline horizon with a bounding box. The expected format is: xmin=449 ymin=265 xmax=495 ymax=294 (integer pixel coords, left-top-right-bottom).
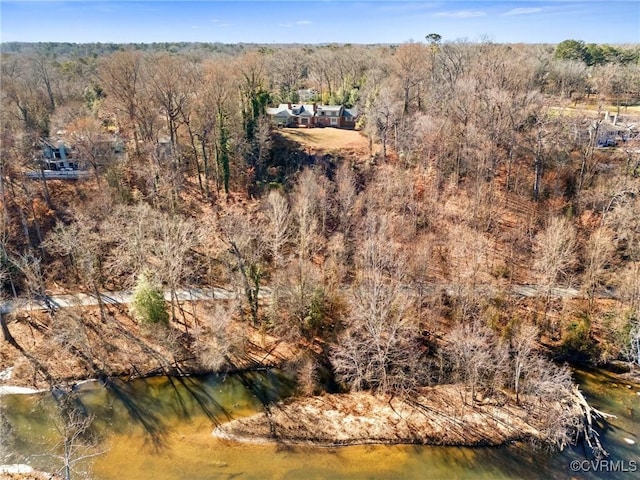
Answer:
xmin=2 ymin=39 xmax=638 ymax=58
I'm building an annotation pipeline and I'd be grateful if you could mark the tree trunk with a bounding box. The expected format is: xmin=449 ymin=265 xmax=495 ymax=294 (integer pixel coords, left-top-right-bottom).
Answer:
xmin=0 ymin=313 xmax=20 ymax=347
xmin=38 ymin=166 xmax=52 ymax=209
xmin=186 ymin=126 xmax=204 ymax=196
xmin=200 ymin=135 xmax=211 ymax=198
xmin=64 ymin=438 xmax=72 ymax=480
xmin=533 ymin=156 xmax=542 ymax=201
xmin=91 ymin=278 xmax=107 ymax=324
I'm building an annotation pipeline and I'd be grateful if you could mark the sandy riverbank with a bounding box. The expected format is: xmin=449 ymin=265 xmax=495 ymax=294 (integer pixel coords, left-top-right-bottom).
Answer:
xmin=0 ymin=464 xmax=58 ymax=480
xmin=213 ymin=385 xmax=566 ymax=447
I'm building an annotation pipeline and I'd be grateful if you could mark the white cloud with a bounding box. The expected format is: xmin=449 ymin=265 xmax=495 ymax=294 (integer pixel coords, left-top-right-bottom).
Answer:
xmin=279 ymin=20 xmax=313 ymax=27
xmin=212 ymin=19 xmax=231 ymax=27
xmin=376 ymin=2 xmax=441 ymax=14
xmin=434 ymin=10 xmax=486 ymax=18
xmin=503 ymin=7 xmax=543 ymax=16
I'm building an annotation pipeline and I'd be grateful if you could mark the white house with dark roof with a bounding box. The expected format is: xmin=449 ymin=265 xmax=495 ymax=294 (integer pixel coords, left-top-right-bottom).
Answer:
xmin=266 ymin=103 xmax=358 ymax=129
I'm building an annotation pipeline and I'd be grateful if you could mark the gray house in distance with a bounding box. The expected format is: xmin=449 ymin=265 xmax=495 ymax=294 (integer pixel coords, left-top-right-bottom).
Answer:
xmin=266 ymin=103 xmax=358 ymax=129
xmin=26 ymin=138 xmax=89 ymax=180
xmin=592 ymin=111 xmax=636 ymax=148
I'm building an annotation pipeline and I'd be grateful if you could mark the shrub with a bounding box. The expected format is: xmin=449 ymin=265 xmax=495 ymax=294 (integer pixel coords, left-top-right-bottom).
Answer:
xmin=131 ymin=271 xmax=169 ymax=326
xmin=561 ymin=316 xmax=597 ymax=360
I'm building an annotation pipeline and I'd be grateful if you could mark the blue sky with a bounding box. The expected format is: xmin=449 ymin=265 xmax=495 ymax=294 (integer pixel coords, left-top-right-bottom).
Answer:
xmin=1 ymin=1 xmax=638 ymax=44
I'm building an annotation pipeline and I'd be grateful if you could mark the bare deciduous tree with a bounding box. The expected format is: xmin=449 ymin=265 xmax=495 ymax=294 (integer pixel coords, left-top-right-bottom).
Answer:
xmin=98 ymin=50 xmax=144 ymax=156
xmin=443 ymin=322 xmax=507 ymax=405
xmin=264 ymin=189 xmax=290 ymax=267
xmin=525 ymin=360 xmax=576 ymax=451
xmin=268 ymin=48 xmax=307 ymax=102
xmin=363 ymin=87 xmax=401 ymax=160
xmin=391 ymin=42 xmax=430 ymax=114
xmin=581 ymin=227 xmax=614 ymax=308
xmin=195 ymin=301 xmax=244 ymax=370
xmin=509 ymin=323 xmax=539 ymax=404
xmin=154 ymin=213 xmax=200 ymax=324
xmin=46 ymin=215 xmax=110 ymax=320
xmin=147 ymin=54 xmax=193 ymax=150
xmin=14 ymin=252 xmax=48 ymax=309
xmin=446 ymin=224 xmax=492 ymax=318
xmin=330 ymin=217 xmax=425 ymax=395
xmin=618 ymin=262 xmax=640 ymax=366
xmin=67 ymin=116 xmax=115 ymax=183
xmin=334 ymin=161 xmax=357 ymax=236
xmin=31 ymin=52 xmax=58 ymax=112
xmin=292 ymin=168 xmax=328 ymax=262
xmin=220 ymin=210 xmax=264 ymax=325
xmin=533 ymin=216 xmax=577 ymax=299
xmin=48 ymin=402 xmax=103 ymax=480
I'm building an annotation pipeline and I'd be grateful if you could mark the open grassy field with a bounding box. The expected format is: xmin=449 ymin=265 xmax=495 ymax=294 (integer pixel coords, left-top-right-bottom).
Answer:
xmin=279 ymin=127 xmax=370 ymax=155
xmin=549 ymin=103 xmax=640 ymax=118
xmin=578 ymin=103 xmax=640 ymax=113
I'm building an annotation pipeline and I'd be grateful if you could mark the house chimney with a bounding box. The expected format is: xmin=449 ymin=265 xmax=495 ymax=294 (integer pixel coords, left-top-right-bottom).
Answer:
xmin=287 ymin=102 xmax=292 ymax=109
xmin=313 ymin=102 xmax=317 ymax=112
xmin=58 ymin=141 xmax=66 ymax=160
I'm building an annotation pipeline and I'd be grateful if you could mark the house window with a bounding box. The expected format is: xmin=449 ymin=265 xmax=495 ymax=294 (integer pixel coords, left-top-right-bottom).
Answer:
xmin=331 ymin=117 xmax=338 ymax=125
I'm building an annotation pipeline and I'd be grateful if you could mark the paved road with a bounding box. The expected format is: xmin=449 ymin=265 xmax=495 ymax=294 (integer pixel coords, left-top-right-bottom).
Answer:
xmin=0 ymin=283 xmax=614 ymax=316
xmin=0 ymin=287 xmax=251 ymax=315
xmin=406 ymin=283 xmax=588 ymax=300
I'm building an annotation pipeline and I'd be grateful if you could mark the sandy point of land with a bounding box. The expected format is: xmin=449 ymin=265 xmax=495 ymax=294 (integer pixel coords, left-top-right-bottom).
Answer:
xmin=0 ymin=464 xmax=58 ymax=480
xmin=0 ymin=386 xmax=44 ymax=395
xmin=213 ymin=385 xmax=554 ymax=447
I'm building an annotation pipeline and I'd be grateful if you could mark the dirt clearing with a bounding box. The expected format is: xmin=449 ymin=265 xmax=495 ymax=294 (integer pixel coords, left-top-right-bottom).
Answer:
xmin=278 ymin=128 xmax=371 ymax=157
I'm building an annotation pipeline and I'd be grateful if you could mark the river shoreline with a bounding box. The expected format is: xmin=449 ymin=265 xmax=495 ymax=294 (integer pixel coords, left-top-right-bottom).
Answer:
xmin=212 ymin=385 xmax=569 ymax=448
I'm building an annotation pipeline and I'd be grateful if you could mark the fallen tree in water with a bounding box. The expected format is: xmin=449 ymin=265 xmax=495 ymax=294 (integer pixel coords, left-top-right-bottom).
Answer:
xmin=572 ymin=385 xmax=616 ymax=460
xmin=213 ymin=385 xmax=595 ymax=449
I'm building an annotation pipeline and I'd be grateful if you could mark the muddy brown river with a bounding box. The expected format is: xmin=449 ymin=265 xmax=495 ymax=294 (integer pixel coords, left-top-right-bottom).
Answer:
xmin=1 ymin=368 xmax=638 ymax=479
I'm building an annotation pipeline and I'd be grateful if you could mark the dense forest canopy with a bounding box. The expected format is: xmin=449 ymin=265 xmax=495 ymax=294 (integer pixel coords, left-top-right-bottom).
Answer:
xmin=1 ymin=39 xmax=640 ymax=455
